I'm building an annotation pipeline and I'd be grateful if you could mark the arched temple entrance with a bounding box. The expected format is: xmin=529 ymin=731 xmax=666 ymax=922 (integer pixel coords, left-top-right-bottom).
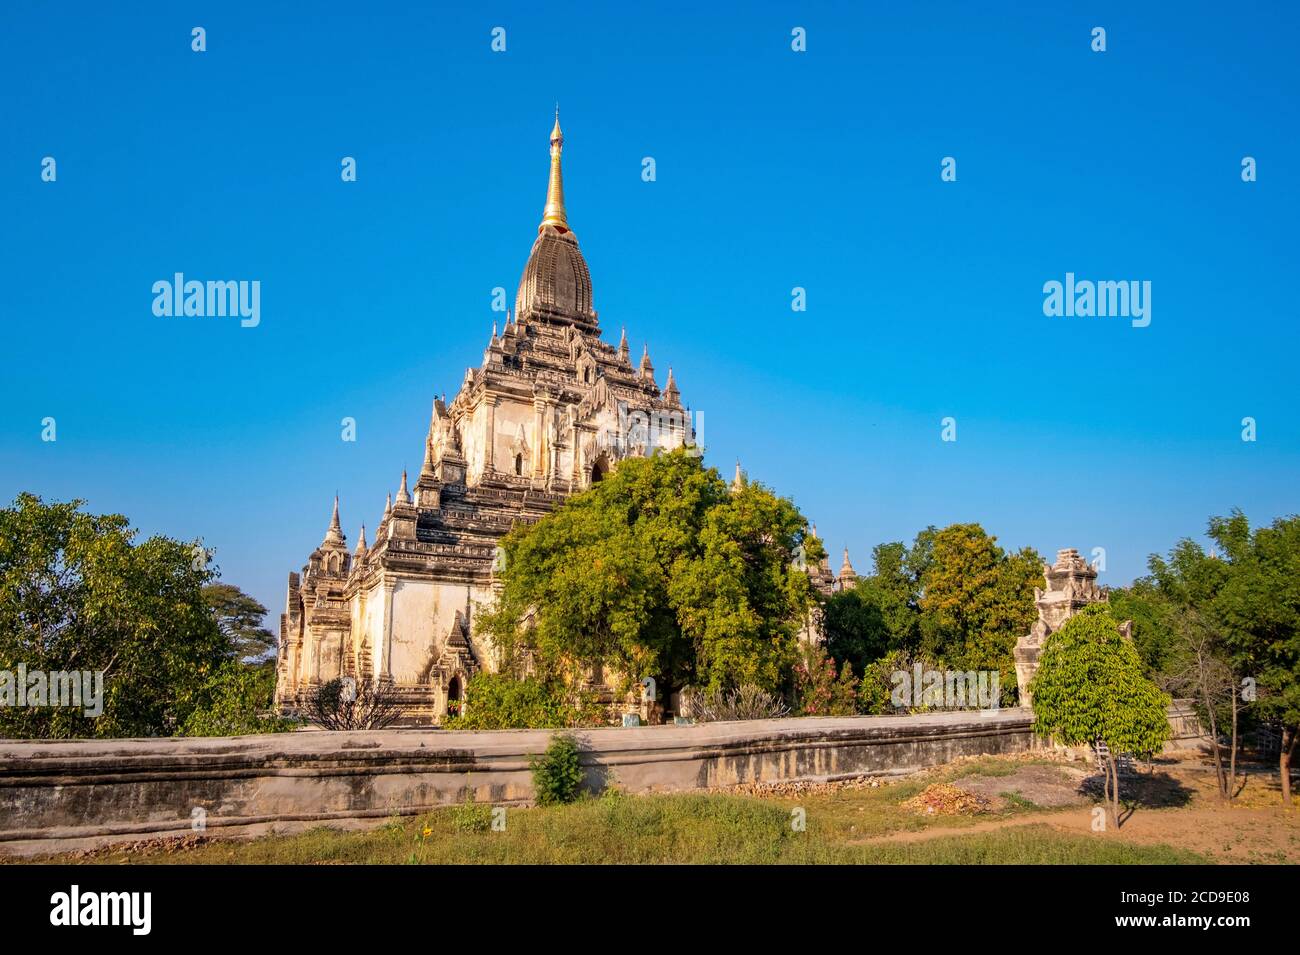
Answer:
xmin=447 ymin=676 xmax=462 ymax=718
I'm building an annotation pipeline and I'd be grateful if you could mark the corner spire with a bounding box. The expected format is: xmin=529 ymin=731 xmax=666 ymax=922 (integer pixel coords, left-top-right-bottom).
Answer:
xmin=664 ymin=366 xmax=681 ymax=407
xmin=539 ymin=107 xmax=569 ymax=233
xmin=396 ymin=469 xmax=412 ymax=505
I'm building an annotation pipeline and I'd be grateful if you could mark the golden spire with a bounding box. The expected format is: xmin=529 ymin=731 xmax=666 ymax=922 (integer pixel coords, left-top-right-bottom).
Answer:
xmin=539 ymin=106 xmax=569 ymax=233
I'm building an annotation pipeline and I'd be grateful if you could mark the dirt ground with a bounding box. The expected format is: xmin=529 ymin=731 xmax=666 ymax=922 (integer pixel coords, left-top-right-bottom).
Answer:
xmin=859 ymin=751 xmax=1300 ymax=863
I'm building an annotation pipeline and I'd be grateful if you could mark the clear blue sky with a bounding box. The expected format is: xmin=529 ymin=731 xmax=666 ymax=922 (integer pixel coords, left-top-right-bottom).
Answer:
xmin=2 ymin=2 xmax=1296 ymax=630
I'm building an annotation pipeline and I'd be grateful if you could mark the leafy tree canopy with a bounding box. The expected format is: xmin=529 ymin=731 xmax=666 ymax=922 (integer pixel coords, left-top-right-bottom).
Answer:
xmin=1030 ymin=603 xmax=1171 ymax=756
xmin=479 ymin=449 xmax=822 ymax=695
xmin=824 ymin=523 xmax=1039 ymax=702
xmin=0 ymin=492 xmax=228 ymax=738
xmin=203 ymin=582 xmax=276 ymax=661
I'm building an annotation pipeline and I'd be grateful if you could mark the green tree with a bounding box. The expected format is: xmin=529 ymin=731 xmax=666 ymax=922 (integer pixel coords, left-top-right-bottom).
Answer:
xmin=481 ymin=450 xmax=820 ymax=697
xmin=444 ymin=672 xmax=604 ymax=730
xmin=858 ymin=649 xmax=945 ymax=715
xmin=824 ymin=541 xmax=920 ymax=673
xmin=917 ymin=524 xmax=1039 ymax=703
xmin=0 ymin=493 xmax=231 ymax=738
xmin=673 ymin=476 xmax=820 ymax=691
xmin=1030 ymin=604 xmax=1171 ymax=827
xmin=178 ymin=661 xmax=294 ymax=736
xmin=1159 ymin=608 xmax=1242 ymax=802
xmin=1107 ymin=580 xmax=1180 ymax=675
xmin=1139 ymin=510 xmax=1300 ymax=805
xmin=202 ymin=583 xmax=276 ymax=660
xmin=1206 ymin=512 xmax=1300 ymax=805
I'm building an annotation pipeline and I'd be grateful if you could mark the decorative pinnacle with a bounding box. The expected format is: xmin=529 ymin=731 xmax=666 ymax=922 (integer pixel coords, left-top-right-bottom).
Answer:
xmin=540 ymin=107 xmax=569 ymax=233
xmin=397 ymin=469 xmax=411 ymax=504
xmin=324 ymin=495 xmax=344 ymax=545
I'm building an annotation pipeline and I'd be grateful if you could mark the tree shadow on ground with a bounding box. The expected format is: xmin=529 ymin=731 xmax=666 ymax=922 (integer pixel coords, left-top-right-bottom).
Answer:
xmin=1077 ymin=767 xmax=1195 ymax=826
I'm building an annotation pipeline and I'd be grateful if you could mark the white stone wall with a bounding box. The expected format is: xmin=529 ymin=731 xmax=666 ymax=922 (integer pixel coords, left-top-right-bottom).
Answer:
xmin=388 ymin=579 xmax=444 ymax=682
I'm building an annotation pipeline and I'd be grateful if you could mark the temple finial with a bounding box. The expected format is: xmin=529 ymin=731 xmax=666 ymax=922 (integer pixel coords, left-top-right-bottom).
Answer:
xmin=397 ymin=469 xmax=411 ymax=504
xmin=540 ymin=108 xmax=569 ymax=233
xmin=323 ymin=495 xmax=344 ymax=545
xmin=838 ymin=547 xmax=858 ymax=587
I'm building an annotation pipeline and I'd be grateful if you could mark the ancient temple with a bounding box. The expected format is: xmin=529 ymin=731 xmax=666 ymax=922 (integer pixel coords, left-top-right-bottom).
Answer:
xmin=1013 ymin=547 xmax=1110 ymax=707
xmin=275 ymin=113 xmax=696 ymax=724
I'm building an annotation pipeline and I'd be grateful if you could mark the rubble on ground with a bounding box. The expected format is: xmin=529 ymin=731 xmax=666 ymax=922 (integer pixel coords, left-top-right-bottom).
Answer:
xmin=900 ymin=783 xmax=991 ymax=816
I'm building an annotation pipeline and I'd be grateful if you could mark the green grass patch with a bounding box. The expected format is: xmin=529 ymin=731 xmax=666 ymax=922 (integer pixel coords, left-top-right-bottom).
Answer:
xmin=49 ymin=789 xmax=1207 ymax=866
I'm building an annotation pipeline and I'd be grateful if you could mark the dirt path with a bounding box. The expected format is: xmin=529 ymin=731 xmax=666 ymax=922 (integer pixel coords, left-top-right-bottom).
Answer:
xmin=856 ymin=805 xmax=1300 ymax=862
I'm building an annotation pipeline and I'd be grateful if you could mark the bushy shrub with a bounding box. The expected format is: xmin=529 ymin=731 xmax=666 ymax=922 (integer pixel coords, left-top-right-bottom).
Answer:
xmin=443 ymin=673 xmax=604 ymax=729
xmin=694 ymin=684 xmax=790 ymax=722
xmin=531 ymin=733 xmax=584 ymax=806
xmin=179 ymin=662 xmax=297 ymax=736
xmin=859 ymin=649 xmax=943 ymax=715
xmin=793 ymin=644 xmax=858 ymax=715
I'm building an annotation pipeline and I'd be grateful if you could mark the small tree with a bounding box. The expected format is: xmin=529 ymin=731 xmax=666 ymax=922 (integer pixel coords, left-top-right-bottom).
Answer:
xmin=1159 ymin=609 xmax=1242 ymax=801
xmin=1030 ymin=605 xmax=1171 ymax=827
xmin=309 ymin=677 xmax=403 ymax=731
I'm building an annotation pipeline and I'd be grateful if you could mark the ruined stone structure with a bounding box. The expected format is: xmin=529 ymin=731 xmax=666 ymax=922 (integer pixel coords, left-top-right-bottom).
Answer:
xmin=275 ymin=114 xmax=697 ymax=724
xmin=1013 ymin=547 xmax=1110 ymax=706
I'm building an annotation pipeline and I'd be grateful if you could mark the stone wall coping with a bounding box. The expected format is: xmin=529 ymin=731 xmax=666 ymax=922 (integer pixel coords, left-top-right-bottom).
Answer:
xmin=0 ymin=710 xmax=1034 ymax=775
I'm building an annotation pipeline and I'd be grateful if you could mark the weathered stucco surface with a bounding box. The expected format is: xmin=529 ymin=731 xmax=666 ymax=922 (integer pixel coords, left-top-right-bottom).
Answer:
xmin=0 ymin=710 xmax=1037 ymax=856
